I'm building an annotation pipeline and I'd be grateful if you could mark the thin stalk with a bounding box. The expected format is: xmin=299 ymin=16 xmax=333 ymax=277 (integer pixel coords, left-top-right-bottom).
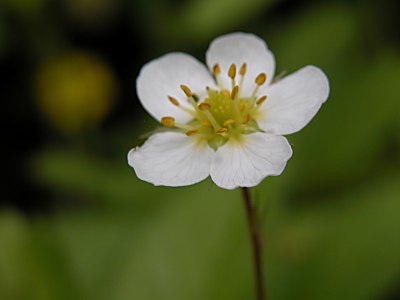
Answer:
xmin=241 ymin=187 xmax=265 ymax=300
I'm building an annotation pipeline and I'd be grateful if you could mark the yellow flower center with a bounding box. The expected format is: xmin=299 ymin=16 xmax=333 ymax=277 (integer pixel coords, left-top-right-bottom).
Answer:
xmin=161 ymin=63 xmax=268 ymax=150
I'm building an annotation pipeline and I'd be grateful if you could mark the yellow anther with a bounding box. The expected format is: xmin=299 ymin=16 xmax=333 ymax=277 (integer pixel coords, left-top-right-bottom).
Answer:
xmin=180 ymin=84 xmax=192 ymax=97
xmin=231 ymin=85 xmax=239 ymax=100
xmin=239 ymin=102 xmax=246 ymax=111
xmin=216 ymin=128 xmax=228 ymax=134
xmin=239 ymin=63 xmax=247 ymax=76
xmin=198 ymin=102 xmax=211 ymax=111
xmin=255 ymin=73 xmax=267 ymax=86
xmin=168 ymin=96 xmax=180 ymax=106
xmin=223 ymin=119 xmax=235 ymax=127
xmin=228 ymin=64 xmax=236 ymax=79
xmin=222 ymin=90 xmax=231 ymax=98
xmin=161 ymin=116 xmax=175 ymax=127
xmin=256 ymin=95 xmax=268 ymax=105
xmin=242 ymin=114 xmax=250 ymax=124
xmin=213 ymin=64 xmax=221 ymax=75
xmin=202 ymin=120 xmax=212 ymax=127
xmin=186 ymin=129 xmax=198 ymax=136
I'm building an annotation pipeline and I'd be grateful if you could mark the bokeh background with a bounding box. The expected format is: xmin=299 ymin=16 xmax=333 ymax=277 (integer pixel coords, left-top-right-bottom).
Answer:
xmin=1 ymin=0 xmax=400 ymax=299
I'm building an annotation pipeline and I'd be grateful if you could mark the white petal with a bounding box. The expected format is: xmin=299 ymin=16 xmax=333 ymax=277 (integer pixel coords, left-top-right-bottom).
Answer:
xmin=257 ymin=66 xmax=329 ymax=135
xmin=128 ymin=132 xmax=214 ymax=187
xmin=210 ymin=133 xmax=292 ymax=190
xmin=136 ymin=53 xmax=215 ymax=123
xmin=206 ymin=32 xmax=275 ymax=96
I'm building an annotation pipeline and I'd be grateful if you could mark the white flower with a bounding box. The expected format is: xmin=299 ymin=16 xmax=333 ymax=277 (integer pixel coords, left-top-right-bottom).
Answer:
xmin=128 ymin=32 xmax=329 ymax=190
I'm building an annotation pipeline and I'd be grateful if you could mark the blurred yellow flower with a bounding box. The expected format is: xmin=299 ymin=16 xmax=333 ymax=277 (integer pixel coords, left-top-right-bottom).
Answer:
xmin=36 ymin=52 xmax=117 ymax=134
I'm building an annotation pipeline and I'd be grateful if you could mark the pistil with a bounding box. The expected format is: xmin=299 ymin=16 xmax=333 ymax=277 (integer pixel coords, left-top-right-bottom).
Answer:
xmin=162 ymin=64 xmax=268 ymax=146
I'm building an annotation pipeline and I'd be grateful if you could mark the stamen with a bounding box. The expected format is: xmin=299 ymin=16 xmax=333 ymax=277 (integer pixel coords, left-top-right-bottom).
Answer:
xmin=223 ymin=119 xmax=235 ymax=127
xmin=239 ymin=102 xmax=246 ymax=111
xmin=255 ymin=73 xmax=267 ymax=86
xmin=213 ymin=64 xmax=223 ymax=89
xmin=256 ymin=95 xmax=268 ymax=106
xmin=228 ymin=63 xmax=237 ymax=88
xmin=198 ymin=103 xmax=211 ymax=111
xmin=222 ymin=90 xmax=231 ymax=98
xmin=213 ymin=64 xmax=221 ymax=76
xmin=168 ymin=96 xmax=180 ymax=106
xmin=203 ymin=110 xmax=221 ymax=131
xmin=231 ymin=85 xmax=239 ymax=100
xmin=228 ymin=64 xmax=236 ymax=79
xmin=252 ymin=73 xmax=267 ymax=97
xmin=161 ymin=116 xmax=175 ymax=127
xmin=167 ymin=95 xmax=197 ymax=117
xmin=202 ymin=120 xmax=212 ymax=127
xmin=180 ymin=84 xmax=192 ymax=97
xmin=186 ymin=129 xmax=198 ymax=136
xmin=179 ymin=84 xmax=204 ymax=116
xmin=216 ymin=128 xmax=228 ymax=134
xmin=242 ymin=114 xmax=250 ymax=124
xmin=161 ymin=116 xmax=196 ymax=131
xmin=239 ymin=63 xmax=247 ymax=96
xmin=196 ymin=102 xmax=221 ymax=130
xmin=239 ymin=63 xmax=247 ymax=76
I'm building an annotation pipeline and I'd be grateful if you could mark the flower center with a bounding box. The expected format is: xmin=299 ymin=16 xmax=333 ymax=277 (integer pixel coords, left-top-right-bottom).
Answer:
xmin=161 ymin=63 xmax=268 ymax=150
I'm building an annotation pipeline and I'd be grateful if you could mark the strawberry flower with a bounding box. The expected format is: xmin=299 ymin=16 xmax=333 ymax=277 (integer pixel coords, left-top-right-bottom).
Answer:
xmin=128 ymin=32 xmax=329 ymax=189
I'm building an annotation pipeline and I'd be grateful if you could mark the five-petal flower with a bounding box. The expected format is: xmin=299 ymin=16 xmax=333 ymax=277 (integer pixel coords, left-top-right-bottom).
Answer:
xmin=128 ymin=32 xmax=329 ymax=189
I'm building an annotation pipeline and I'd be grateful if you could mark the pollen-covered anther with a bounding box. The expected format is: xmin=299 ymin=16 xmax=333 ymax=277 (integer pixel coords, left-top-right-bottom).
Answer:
xmin=185 ymin=129 xmax=198 ymax=136
xmin=239 ymin=102 xmax=246 ymax=111
xmin=216 ymin=127 xmax=228 ymax=134
xmin=180 ymin=84 xmax=192 ymax=97
xmin=168 ymin=96 xmax=180 ymax=106
xmin=202 ymin=120 xmax=212 ymax=127
xmin=221 ymin=90 xmax=230 ymax=98
xmin=161 ymin=116 xmax=175 ymax=127
xmin=256 ymin=95 xmax=268 ymax=106
xmin=242 ymin=114 xmax=250 ymax=124
xmin=255 ymin=73 xmax=267 ymax=86
xmin=223 ymin=119 xmax=235 ymax=127
xmin=228 ymin=64 xmax=236 ymax=79
xmin=213 ymin=64 xmax=221 ymax=75
xmin=231 ymin=85 xmax=239 ymax=100
xmin=239 ymin=63 xmax=247 ymax=76
xmin=198 ymin=103 xmax=211 ymax=111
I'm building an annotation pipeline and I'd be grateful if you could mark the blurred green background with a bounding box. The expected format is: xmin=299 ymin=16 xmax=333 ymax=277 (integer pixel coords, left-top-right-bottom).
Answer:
xmin=1 ymin=0 xmax=400 ymax=299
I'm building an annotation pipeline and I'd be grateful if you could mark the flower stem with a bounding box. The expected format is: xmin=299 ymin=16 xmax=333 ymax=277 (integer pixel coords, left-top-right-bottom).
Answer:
xmin=241 ymin=187 xmax=265 ymax=300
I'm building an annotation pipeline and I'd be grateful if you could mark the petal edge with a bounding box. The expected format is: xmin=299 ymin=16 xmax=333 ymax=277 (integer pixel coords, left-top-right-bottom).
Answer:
xmin=206 ymin=32 xmax=275 ymax=97
xmin=136 ymin=53 xmax=215 ymax=124
xmin=210 ymin=133 xmax=292 ymax=190
xmin=257 ymin=65 xmax=330 ymax=135
xmin=128 ymin=132 xmax=214 ymax=187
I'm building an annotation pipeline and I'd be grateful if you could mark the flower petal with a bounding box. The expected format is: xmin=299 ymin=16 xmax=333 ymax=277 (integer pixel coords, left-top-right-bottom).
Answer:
xmin=210 ymin=133 xmax=292 ymax=190
xmin=257 ymin=66 xmax=329 ymax=135
xmin=128 ymin=132 xmax=214 ymax=187
xmin=136 ymin=53 xmax=215 ymax=123
xmin=206 ymin=32 xmax=275 ymax=96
